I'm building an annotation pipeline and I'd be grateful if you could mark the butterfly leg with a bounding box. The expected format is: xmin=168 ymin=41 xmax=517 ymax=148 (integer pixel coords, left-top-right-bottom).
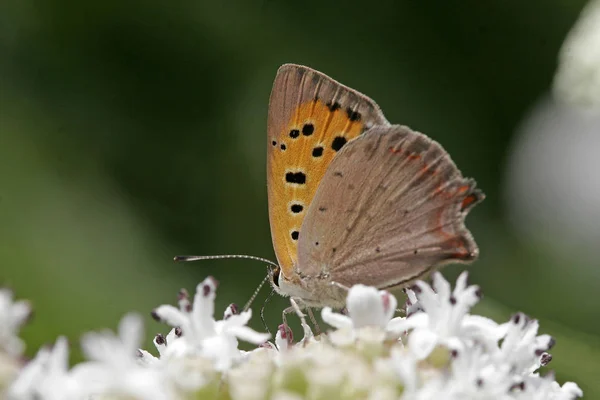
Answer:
xmin=282 ymin=299 xmax=322 ymax=337
xmin=281 ymin=297 xmax=310 ymax=331
xmin=281 ymin=297 xmax=303 ymax=324
xmin=306 ymin=308 xmax=321 ymax=336
xmin=281 ymin=302 xmax=298 ymax=332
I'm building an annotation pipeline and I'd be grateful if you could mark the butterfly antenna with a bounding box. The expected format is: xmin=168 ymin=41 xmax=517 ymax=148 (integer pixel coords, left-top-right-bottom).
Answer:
xmin=243 ymin=272 xmax=270 ymax=312
xmin=175 ymin=255 xmax=277 ymax=316
xmin=260 ymin=288 xmax=276 ymax=335
xmin=174 ymin=254 xmax=279 ymax=269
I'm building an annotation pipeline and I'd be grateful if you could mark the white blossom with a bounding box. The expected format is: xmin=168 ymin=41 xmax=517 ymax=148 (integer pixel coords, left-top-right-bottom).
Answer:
xmin=7 ymin=337 xmax=82 ymax=400
xmin=390 ymin=272 xmax=502 ymax=360
xmin=151 ymin=276 xmax=270 ymax=370
xmin=0 ymin=289 xmax=31 ymax=357
xmin=1 ymin=273 xmax=583 ymax=400
xmin=322 ymin=284 xmax=399 ymax=330
xmin=321 ymin=284 xmax=402 ymax=346
xmin=73 ymin=313 xmax=173 ymax=400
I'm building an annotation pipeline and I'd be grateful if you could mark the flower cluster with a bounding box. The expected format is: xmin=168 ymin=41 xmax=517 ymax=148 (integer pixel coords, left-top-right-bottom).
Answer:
xmin=0 ymin=273 xmax=583 ymax=400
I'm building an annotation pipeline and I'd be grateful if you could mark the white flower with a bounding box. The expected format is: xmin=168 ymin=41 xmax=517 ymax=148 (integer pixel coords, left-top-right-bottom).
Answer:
xmin=1 ymin=273 xmax=584 ymax=399
xmin=139 ymin=326 xmax=219 ymax=392
xmin=518 ymin=373 xmax=583 ymax=400
xmin=0 ymin=289 xmax=31 ymax=357
xmin=321 ymin=284 xmax=401 ymax=346
xmin=73 ymin=313 xmax=173 ymax=400
xmin=7 ymin=336 xmax=82 ymax=400
xmin=444 ymin=341 xmax=516 ymax=399
xmin=228 ymin=349 xmax=274 ymax=400
xmin=554 ymin=0 xmax=600 ymax=107
xmin=322 ymin=284 xmax=398 ymax=329
xmin=143 ymin=326 xmax=187 ymax=362
xmin=390 ymin=271 xmax=501 ymax=360
xmin=0 ymin=352 xmax=21 ymax=395
xmin=389 ymin=347 xmax=421 ymax=396
xmin=496 ymin=313 xmax=555 ymax=375
xmin=151 ymin=276 xmax=270 ymax=370
xmin=383 ymin=272 xmax=582 ymax=400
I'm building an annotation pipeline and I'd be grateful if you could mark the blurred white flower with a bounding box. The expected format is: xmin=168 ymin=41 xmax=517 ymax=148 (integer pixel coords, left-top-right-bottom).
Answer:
xmin=321 ymin=284 xmax=402 ymax=346
xmin=0 ymin=289 xmax=31 ymax=357
xmin=507 ymin=95 xmax=600 ymax=261
xmin=73 ymin=313 xmax=173 ymax=400
xmin=519 ymin=372 xmax=584 ymax=400
xmin=554 ymin=0 xmax=600 ymax=107
xmin=513 ymin=0 xmax=600 ymax=279
xmin=7 ymin=336 xmax=82 ymax=400
xmin=0 ymin=352 xmax=21 ymax=397
xmin=511 ymin=0 xmax=600 ymax=275
xmin=322 ymin=284 xmax=398 ymax=330
xmin=389 ymin=347 xmax=423 ymax=396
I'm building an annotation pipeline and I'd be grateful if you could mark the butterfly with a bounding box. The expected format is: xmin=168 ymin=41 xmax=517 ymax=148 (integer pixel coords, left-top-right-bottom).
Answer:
xmin=266 ymin=64 xmax=484 ymax=308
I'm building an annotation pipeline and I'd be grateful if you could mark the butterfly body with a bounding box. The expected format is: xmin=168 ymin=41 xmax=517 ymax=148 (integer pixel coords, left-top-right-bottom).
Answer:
xmin=266 ymin=64 xmax=484 ymax=308
xmin=271 ymin=270 xmax=347 ymax=308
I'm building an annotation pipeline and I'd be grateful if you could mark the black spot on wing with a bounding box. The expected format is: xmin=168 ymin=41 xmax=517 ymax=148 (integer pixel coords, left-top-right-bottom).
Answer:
xmin=326 ymin=101 xmax=341 ymax=112
xmin=302 ymin=123 xmax=314 ymax=136
xmin=285 ymin=172 xmax=306 ymax=184
xmin=331 ymin=136 xmax=347 ymax=151
xmin=346 ymin=108 xmax=361 ymax=122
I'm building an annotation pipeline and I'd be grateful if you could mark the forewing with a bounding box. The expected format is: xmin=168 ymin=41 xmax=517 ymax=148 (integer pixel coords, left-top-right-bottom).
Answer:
xmin=267 ymin=64 xmax=389 ymax=277
xmin=297 ymin=124 xmax=484 ymax=289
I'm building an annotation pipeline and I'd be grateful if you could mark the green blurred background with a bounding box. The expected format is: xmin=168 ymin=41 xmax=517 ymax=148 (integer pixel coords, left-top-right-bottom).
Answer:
xmin=1 ymin=0 xmax=599 ymax=396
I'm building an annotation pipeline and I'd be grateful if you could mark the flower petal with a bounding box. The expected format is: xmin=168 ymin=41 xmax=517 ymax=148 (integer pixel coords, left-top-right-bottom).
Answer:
xmin=387 ymin=312 xmax=428 ymax=334
xmin=408 ymin=327 xmax=438 ymax=360
xmin=432 ymin=272 xmax=451 ymax=300
xmin=346 ymin=285 xmax=389 ymax=328
xmin=228 ymin=325 xmax=271 ymax=345
xmin=454 ymin=271 xmax=469 ymax=293
xmin=381 ymin=291 xmax=398 ymax=322
xmin=118 ymin=313 xmax=144 ymax=353
xmin=152 ymin=305 xmax=188 ymax=327
xmin=222 ymin=310 xmax=252 ymax=328
xmin=321 ymin=307 xmax=352 ymax=330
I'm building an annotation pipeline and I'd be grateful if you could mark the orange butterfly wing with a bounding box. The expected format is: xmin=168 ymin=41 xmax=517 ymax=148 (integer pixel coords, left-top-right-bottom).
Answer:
xmin=266 ymin=64 xmax=389 ymax=278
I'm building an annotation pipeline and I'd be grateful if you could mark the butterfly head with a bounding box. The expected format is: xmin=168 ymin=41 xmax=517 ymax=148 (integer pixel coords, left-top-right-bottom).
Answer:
xmin=268 ymin=265 xmax=299 ymax=300
xmin=267 ymin=264 xmax=348 ymax=308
